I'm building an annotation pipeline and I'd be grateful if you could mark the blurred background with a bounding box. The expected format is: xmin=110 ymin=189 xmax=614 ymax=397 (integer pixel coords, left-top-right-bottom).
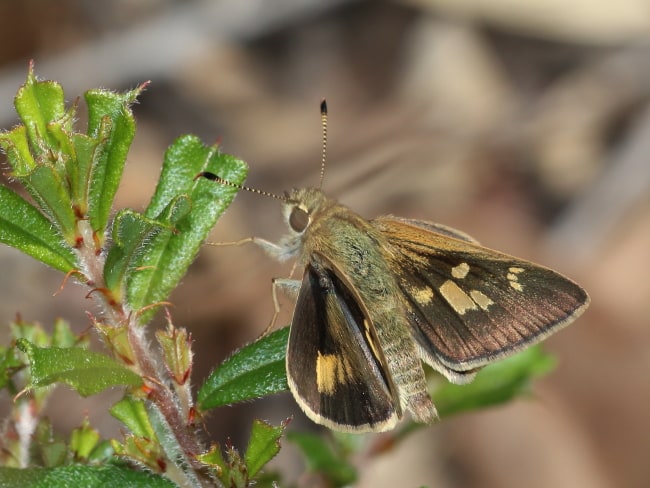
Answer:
xmin=1 ymin=0 xmax=649 ymax=486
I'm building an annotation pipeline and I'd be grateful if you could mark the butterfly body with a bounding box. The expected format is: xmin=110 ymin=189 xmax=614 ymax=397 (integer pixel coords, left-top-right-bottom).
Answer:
xmin=278 ymin=188 xmax=435 ymax=431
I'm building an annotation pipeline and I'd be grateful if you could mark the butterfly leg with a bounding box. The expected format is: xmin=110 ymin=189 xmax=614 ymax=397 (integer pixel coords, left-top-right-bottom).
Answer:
xmin=206 ymin=236 xmax=283 ymax=251
xmin=257 ymin=278 xmax=301 ymax=337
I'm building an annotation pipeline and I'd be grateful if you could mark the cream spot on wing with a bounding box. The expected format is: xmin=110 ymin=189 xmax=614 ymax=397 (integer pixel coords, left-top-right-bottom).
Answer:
xmin=410 ymin=285 xmax=434 ymax=305
xmin=469 ymin=290 xmax=494 ymax=311
xmin=451 ymin=262 xmax=470 ymax=279
xmin=439 ymin=280 xmax=477 ymax=315
xmin=316 ymin=352 xmax=350 ymax=394
xmin=510 ymin=281 xmax=524 ymax=292
xmin=507 ymin=266 xmax=524 ymax=291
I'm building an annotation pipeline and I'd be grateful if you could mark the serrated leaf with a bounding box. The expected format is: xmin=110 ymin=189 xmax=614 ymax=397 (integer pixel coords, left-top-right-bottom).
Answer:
xmin=0 ymin=465 xmax=175 ymax=488
xmin=86 ymin=440 xmax=114 ymax=464
xmin=156 ymin=324 xmax=192 ymax=385
xmin=287 ymin=431 xmax=357 ymax=486
xmin=433 ymin=345 xmax=556 ymax=417
xmin=13 ymin=65 xmax=65 ymax=155
xmin=110 ymin=396 xmax=155 ymax=439
xmin=111 ymin=435 xmax=164 ymax=473
xmin=46 ymin=109 xmax=75 ymax=158
xmin=0 ymin=185 xmax=76 ymax=272
xmin=9 ymin=320 xmax=50 ymax=347
xmin=39 ymin=440 xmax=68 ymax=468
xmin=3 ymin=69 xmax=79 ymax=242
xmin=245 ymin=419 xmax=285 ymax=478
xmin=103 ymin=209 xmax=165 ymax=300
xmin=195 ymin=444 xmax=230 ymax=480
xmin=0 ymin=347 xmax=24 ymax=390
xmin=0 ymin=125 xmax=35 ymax=174
xmin=94 ymin=322 xmax=136 ymax=365
xmin=121 ymin=197 xmax=187 ymax=314
xmin=126 ymin=135 xmax=247 ymax=323
xmin=70 ymin=418 xmax=101 ymax=461
xmin=24 ymin=164 xmax=77 ymax=242
xmin=198 ymin=327 xmax=289 ymax=411
xmin=51 ymin=319 xmax=85 ymax=349
xmin=16 ymin=339 xmax=142 ymax=396
xmin=33 ymin=418 xmax=68 ymax=468
xmin=85 ymin=85 xmax=142 ymax=239
xmin=68 ymin=133 xmax=99 ymax=213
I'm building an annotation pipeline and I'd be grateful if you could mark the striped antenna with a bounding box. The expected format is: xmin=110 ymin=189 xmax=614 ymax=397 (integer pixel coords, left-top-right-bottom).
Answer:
xmin=194 ymin=172 xmax=286 ymax=201
xmin=199 ymin=100 xmax=329 ymax=196
xmin=319 ymin=99 xmax=328 ymax=189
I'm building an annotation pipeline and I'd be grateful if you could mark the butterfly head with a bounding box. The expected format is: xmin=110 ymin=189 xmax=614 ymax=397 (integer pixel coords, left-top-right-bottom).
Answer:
xmin=281 ymin=187 xmax=331 ymax=237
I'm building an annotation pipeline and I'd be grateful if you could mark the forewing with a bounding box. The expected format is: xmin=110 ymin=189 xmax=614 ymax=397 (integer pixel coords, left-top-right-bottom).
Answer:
xmin=373 ymin=216 xmax=590 ymax=374
xmin=286 ymin=253 xmax=400 ymax=432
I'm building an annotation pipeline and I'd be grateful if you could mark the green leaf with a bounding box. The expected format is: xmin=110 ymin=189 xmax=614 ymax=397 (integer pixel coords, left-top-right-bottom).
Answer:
xmin=86 ymin=440 xmax=114 ymax=464
xmin=245 ymin=419 xmax=285 ymax=478
xmin=119 ymin=198 xmax=187 ymax=315
xmin=198 ymin=326 xmax=289 ymax=411
xmin=9 ymin=320 xmax=50 ymax=347
xmin=103 ymin=209 xmax=165 ymax=301
xmin=125 ymin=135 xmax=247 ymax=323
xmin=0 ymin=465 xmax=175 ymax=488
xmin=197 ymin=443 xmax=248 ymax=488
xmin=110 ymin=435 xmax=164 ymax=473
xmin=94 ymin=322 xmax=136 ymax=366
xmin=0 ymin=68 xmax=81 ymax=243
xmin=70 ymin=418 xmax=101 ymax=461
xmin=12 ymin=65 xmax=65 ymax=155
xmin=111 ymin=399 xmax=201 ymax=485
xmin=0 ymin=185 xmax=76 ymax=273
xmin=195 ymin=444 xmax=232 ymax=483
xmin=51 ymin=319 xmax=85 ymax=349
xmin=85 ymin=85 xmax=142 ymax=239
xmin=287 ymin=431 xmax=357 ymax=487
xmin=433 ymin=345 xmax=556 ymax=417
xmin=67 ymin=133 xmax=99 ymax=214
xmin=0 ymin=346 xmax=23 ymax=390
xmin=0 ymin=125 xmax=35 ymax=175
xmin=110 ymin=396 xmax=156 ymax=439
xmin=16 ymin=339 xmax=142 ymax=397
xmin=34 ymin=419 xmax=68 ymax=467
xmin=39 ymin=440 xmax=69 ymax=468
xmin=155 ymin=324 xmax=192 ymax=386
xmin=24 ymin=164 xmax=77 ymax=241
xmin=45 ymin=107 xmax=76 ymax=159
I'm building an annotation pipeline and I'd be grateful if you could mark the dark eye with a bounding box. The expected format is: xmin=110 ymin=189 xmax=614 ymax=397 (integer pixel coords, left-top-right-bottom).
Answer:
xmin=289 ymin=206 xmax=310 ymax=232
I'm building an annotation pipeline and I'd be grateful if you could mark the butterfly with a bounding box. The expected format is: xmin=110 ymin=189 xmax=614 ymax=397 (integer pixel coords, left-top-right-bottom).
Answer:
xmin=198 ymin=100 xmax=590 ymax=433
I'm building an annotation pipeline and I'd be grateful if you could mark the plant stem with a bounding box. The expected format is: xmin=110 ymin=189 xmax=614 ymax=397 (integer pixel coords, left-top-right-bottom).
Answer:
xmin=75 ymin=220 xmax=209 ymax=485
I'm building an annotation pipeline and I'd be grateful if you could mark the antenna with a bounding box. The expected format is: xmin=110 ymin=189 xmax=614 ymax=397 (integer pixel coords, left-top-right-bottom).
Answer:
xmin=194 ymin=172 xmax=286 ymax=201
xmin=198 ymin=100 xmax=330 ymax=197
xmin=319 ymin=99 xmax=328 ymax=189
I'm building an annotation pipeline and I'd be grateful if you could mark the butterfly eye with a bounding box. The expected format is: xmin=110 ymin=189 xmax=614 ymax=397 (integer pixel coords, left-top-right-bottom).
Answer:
xmin=289 ymin=205 xmax=310 ymax=232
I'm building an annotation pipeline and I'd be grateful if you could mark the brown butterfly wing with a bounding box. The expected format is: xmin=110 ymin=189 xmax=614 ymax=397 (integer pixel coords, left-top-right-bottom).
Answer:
xmin=373 ymin=217 xmax=590 ymax=377
xmin=286 ymin=252 xmax=401 ymax=432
